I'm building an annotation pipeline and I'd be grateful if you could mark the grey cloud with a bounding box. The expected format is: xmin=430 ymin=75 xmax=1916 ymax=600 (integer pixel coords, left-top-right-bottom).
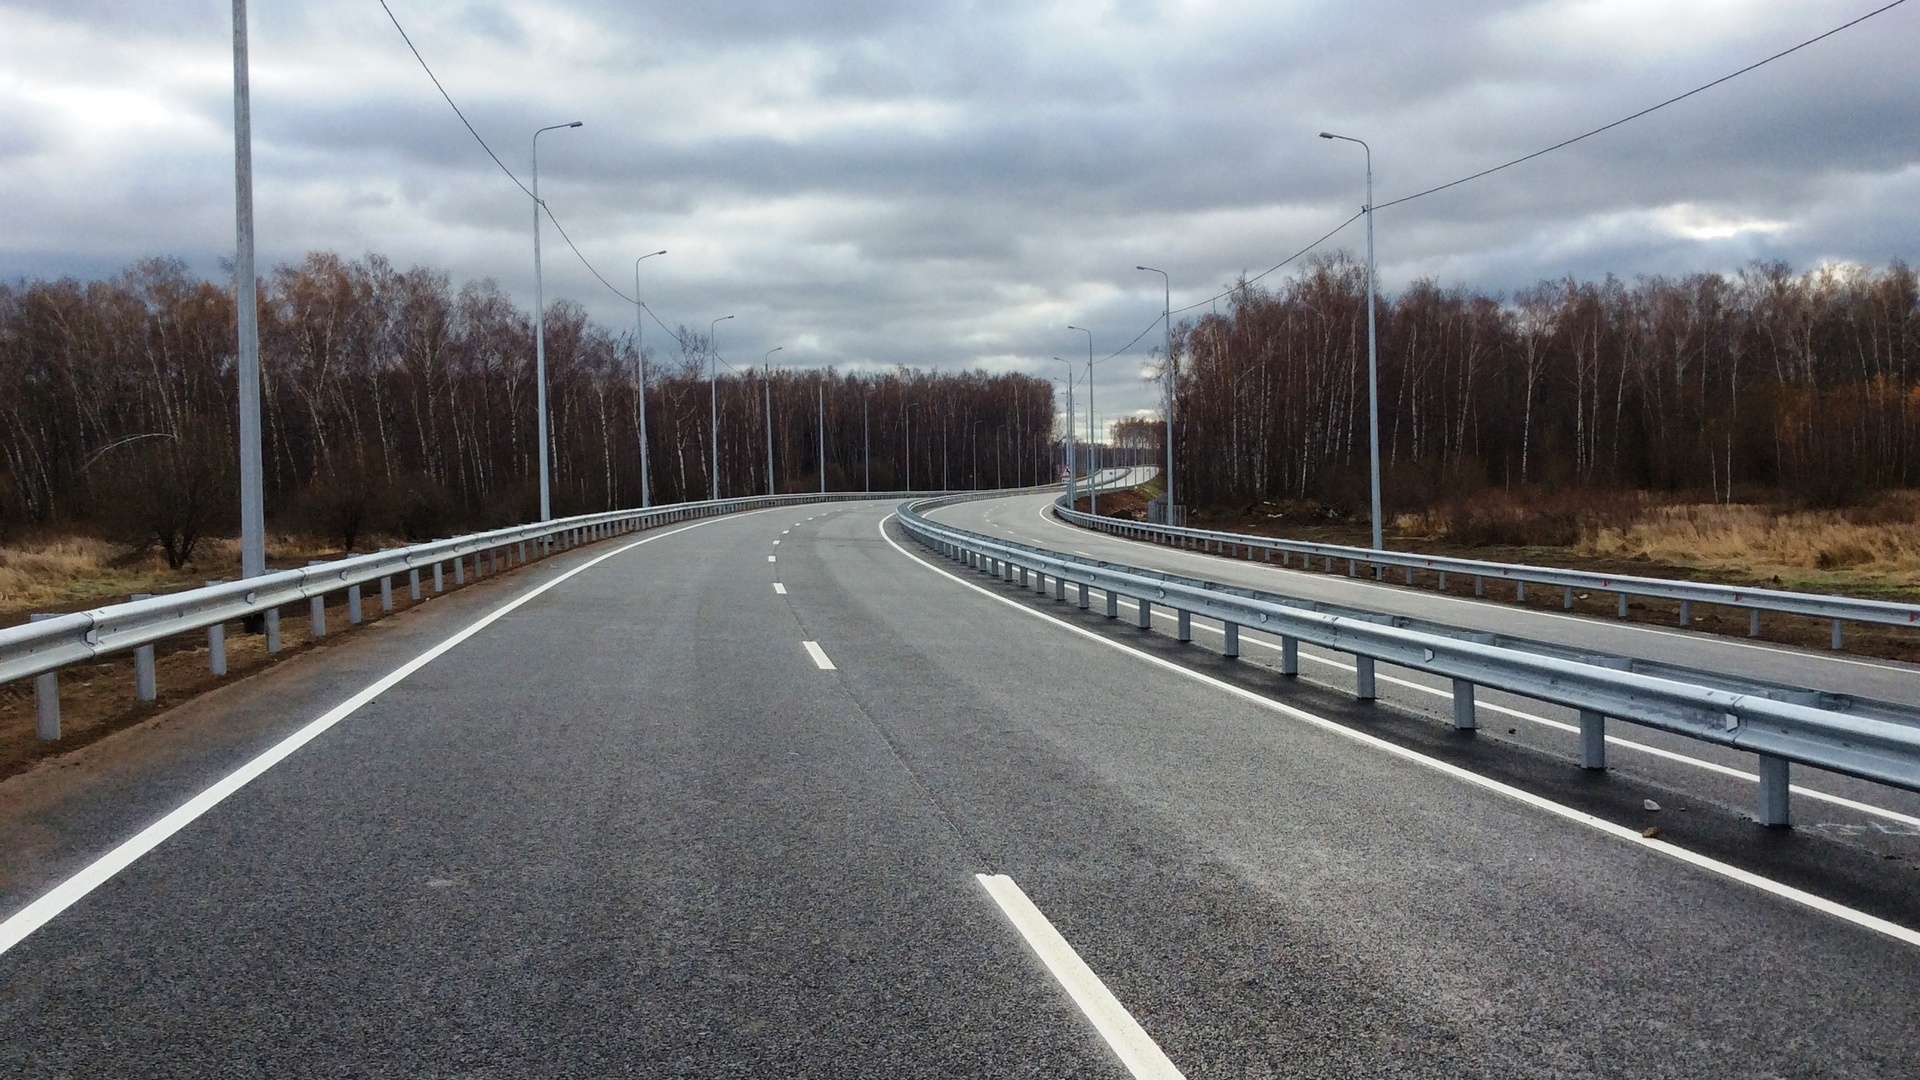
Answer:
xmin=3 ymin=0 xmax=1917 ymax=427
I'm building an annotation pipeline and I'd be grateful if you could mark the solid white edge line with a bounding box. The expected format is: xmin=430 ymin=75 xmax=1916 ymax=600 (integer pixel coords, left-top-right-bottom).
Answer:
xmin=803 ymin=640 xmax=836 ymax=670
xmin=0 ymin=512 xmax=764 ymax=958
xmin=773 ymin=583 xmax=788 ymax=595
xmin=976 ymin=873 xmax=1186 ymax=1080
xmin=1021 ymin=497 xmax=1916 ymax=677
xmin=881 ymin=516 xmax=1920 ymax=949
xmin=1122 ymin=598 xmax=1920 ymax=829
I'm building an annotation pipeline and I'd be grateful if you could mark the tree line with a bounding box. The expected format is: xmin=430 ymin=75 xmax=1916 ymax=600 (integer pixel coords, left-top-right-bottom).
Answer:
xmin=1167 ymin=256 xmax=1920 ymax=512
xmin=0 ymin=253 xmax=1059 ymax=562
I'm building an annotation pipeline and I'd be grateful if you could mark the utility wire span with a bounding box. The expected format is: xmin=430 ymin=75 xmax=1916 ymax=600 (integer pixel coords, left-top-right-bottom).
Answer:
xmin=1137 ymin=0 xmax=1909 ymax=337
xmin=1375 ymin=0 xmax=1909 ymax=212
xmin=379 ymin=1 xmax=644 ymax=309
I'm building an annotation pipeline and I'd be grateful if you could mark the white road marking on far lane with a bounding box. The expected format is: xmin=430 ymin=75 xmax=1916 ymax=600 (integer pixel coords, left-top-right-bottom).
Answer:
xmin=768 ymin=555 xmax=777 ymax=563
xmin=0 ymin=511 xmax=767 ymax=958
xmin=977 ymin=874 xmax=1186 ymax=1079
xmin=773 ymin=540 xmax=781 ymax=545
xmin=802 ymin=640 xmax=836 ymax=670
xmin=881 ymin=516 xmax=1920 ymax=950
xmin=773 ymin=583 xmax=788 ymax=595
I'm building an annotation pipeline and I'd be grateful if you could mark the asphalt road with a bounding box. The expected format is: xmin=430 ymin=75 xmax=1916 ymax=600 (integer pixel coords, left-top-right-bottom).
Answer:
xmin=3 ymin=496 xmax=1919 ymax=1077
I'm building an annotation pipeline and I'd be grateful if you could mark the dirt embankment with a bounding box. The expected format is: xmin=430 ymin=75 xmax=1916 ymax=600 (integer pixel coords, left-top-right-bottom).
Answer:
xmin=0 ymin=531 xmax=553 ymax=781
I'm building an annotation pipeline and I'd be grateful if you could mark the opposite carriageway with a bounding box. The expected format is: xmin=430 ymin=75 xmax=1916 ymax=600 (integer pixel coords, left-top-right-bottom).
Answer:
xmin=1052 ymin=495 xmax=1920 ymax=651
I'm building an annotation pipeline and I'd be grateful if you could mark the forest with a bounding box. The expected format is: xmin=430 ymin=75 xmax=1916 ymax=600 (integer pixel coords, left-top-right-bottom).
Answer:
xmin=0 ymin=253 xmax=1059 ymax=563
xmin=1167 ymin=256 xmax=1920 ymax=515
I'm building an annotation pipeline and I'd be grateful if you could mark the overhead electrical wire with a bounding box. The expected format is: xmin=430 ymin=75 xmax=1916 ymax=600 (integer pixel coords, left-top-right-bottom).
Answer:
xmin=379 ymin=0 xmax=652 ymax=319
xmin=1124 ymin=0 xmax=1910 ymax=348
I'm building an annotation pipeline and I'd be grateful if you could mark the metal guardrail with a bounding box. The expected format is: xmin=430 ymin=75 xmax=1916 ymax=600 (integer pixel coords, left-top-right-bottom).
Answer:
xmin=1049 ymin=496 xmax=1920 ymax=650
xmin=898 ymin=497 xmax=1920 ymax=827
xmin=3 ymin=487 xmax=1055 ymax=741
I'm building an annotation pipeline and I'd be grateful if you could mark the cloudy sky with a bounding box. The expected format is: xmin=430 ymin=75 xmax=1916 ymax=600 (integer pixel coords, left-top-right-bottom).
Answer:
xmin=3 ymin=0 xmax=1917 ymax=427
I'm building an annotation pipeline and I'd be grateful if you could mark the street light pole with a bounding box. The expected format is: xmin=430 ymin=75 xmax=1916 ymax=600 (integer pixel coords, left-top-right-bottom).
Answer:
xmin=1136 ymin=266 xmax=1173 ymax=523
xmin=1321 ymin=131 xmax=1384 ymax=551
xmin=817 ymin=379 xmax=826 ymax=493
xmin=708 ymin=314 xmax=734 ymax=501
xmin=1052 ymin=359 xmax=1076 ymax=506
xmin=763 ymin=347 xmax=782 ymax=496
xmin=231 ymin=0 xmax=265 ymax=581
xmin=972 ymin=420 xmax=984 ymax=489
xmin=532 ymin=120 xmax=583 ymax=522
xmin=862 ymin=391 xmax=871 ymax=493
xmin=633 ymin=249 xmax=666 ymax=507
xmin=1068 ymin=325 xmax=1096 ymax=515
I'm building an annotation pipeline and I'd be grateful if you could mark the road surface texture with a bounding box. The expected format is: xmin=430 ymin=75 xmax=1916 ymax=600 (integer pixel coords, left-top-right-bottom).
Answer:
xmin=2 ymin=496 xmax=1917 ymax=1077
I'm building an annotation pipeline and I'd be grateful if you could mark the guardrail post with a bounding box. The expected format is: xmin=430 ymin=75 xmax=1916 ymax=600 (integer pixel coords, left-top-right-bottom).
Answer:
xmin=1134 ymin=598 xmax=1152 ymax=629
xmin=1347 ymin=559 xmax=1356 ymax=578
xmin=347 ymin=582 xmax=363 ymax=624
xmin=1579 ymin=710 xmax=1606 ymax=769
xmin=1831 ymin=620 xmax=1843 ymax=650
xmin=265 ymin=609 xmax=280 ymax=653
xmin=1105 ymin=590 xmax=1119 ymax=618
xmin=1474 ymin=576 xmax=1483 ymax=597
xmin=1679 ymin=600 xmax=1690 ymax=627
xmin=1617 ymin=594 xmax=1628 ymax=618
xmin=1280 ymin=636 xmax=1298 ymax=676
xmin=1176 ymin=610 xmax=1192 ymax=642
xmin=409 ymin=568 xmax=422 ymax=601
xmin=380 ymin=574 xmax=393 ymax=613
xmin=30 ymin=613 xmax=60 ymax=739
xmin=520 ymin=541 xmax=530 ymax=564
xmin=1563 ymin=586 xmax=1574 ymax=610
xmin=1515 ymin=581 xmax=1526 ymax=602
xmin=1437 ymin=571 xmax=1446 ymax=590
xmin=1076 ymin=583 xmax=1089 ymax=610
xmin=129 ymin=593 xmax=158 ymax=701
xmin=1756 ymin=754 xmax=1791 ymax=827
xmin=1749 ymin=610 xmax=1760 ymax=637
xmin=1451 ymin=679 xmax=1476 ymax=729
xmin=433 ymin=563 xmax=445 ymax=592
xmin=1354 ymin=656 xmax=1375 ymax=699
xmin=1223 ymin=622 xmax=1240 ymax=658
xmin=1053 ymin=576 xmax=1066 ymax=601
xmin=1405 ymin=568 xmax=1414 ymax=585
xmin=206 ymin=581 xmax=227 ymax=676
xmin=453 ymin=556 xmax=466 ymax=585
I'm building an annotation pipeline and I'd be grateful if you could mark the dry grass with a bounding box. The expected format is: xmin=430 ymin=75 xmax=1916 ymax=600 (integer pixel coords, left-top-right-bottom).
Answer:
xmin=1579 ymin=495 xmax=1920 ymax=590
xmin=0 ymin=533 xmax=362 ymax=623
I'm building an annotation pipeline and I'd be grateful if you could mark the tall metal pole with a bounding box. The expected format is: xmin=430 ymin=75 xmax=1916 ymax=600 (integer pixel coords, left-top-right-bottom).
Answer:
xmin=1322 ymin=132 xmax=1384 ymax=550
xmin=532 ymin=120 xmax=582 ymax=522
xmin=817 ymin=380 xmax=826 ymax=493
xmin=1069 ymin=325 xmax=1095 ymax=515
xmin=1053 ymin=359 xmax=1076 ymax=506
xmin=763 ymin=347 xmax=782 ymax=497
xmin=862 ymin=392 xmax=871 ymax=493
xmin=1137 ymin=266 xmax=1173 ymax=521
xmin=708 ymin=314 xmax=734 ymax=501
xmin=232 ymin=0 xmax=265 ymax=581
xmin=633 ymin=250 xmax=665 ymax=507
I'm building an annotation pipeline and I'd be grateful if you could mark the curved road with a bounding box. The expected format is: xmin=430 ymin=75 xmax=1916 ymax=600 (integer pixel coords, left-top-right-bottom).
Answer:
xmin=2 ymin=496 xmax=1917 ymax=1076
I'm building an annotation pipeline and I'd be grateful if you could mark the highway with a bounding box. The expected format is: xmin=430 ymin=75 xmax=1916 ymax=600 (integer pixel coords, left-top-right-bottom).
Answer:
xmin=3 ymin=495 xmax=1919 ymax=1076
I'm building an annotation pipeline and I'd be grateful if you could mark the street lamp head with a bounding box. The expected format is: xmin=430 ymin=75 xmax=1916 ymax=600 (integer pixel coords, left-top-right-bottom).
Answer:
xmin=566 ymin=121 xmax=583 ymax=128
xmin=1319 ymin=132 xmax=1334 ymax=139
xmin=652 ymin=249 xmax=667 ymax=256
